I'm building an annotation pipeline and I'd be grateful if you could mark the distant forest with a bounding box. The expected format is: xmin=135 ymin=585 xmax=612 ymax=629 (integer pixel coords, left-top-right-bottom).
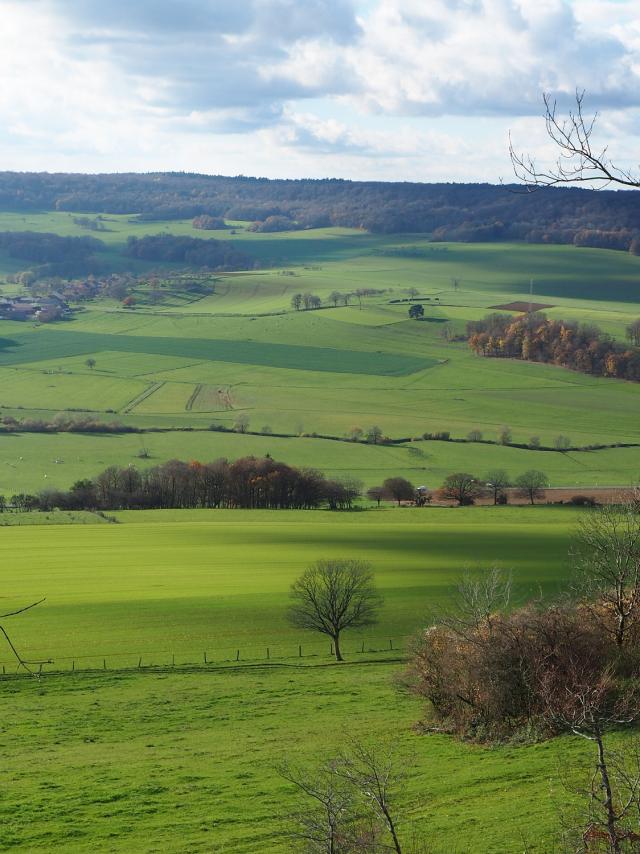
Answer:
xmin=1 ymin=172 xmax=639 ymax=250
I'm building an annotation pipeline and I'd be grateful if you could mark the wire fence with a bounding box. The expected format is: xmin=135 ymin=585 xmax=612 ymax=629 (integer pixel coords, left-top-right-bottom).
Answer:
xmin=0 ymin=636 xmax=408 ymax=678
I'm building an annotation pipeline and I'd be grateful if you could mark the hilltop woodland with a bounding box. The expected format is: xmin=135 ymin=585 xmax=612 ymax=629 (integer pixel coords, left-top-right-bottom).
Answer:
xmin=468 ymin=312 xmax=640 ymax=382
xmin=0 ymin=171 xmax=638 ymax=250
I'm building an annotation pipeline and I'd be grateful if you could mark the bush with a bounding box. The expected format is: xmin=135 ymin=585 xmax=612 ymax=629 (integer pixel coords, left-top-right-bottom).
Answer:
xmin=407 ymin=588 xmax=636 ymax=741
xmin=569 ymin=494 xmax=597 ymax=507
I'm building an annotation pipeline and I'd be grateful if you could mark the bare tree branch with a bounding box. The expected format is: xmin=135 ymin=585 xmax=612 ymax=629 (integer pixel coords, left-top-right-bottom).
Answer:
xmin=509 ymin=90 xmax=640 ymax=191
xmin=0 ymin=598 xmax=51 ymax=677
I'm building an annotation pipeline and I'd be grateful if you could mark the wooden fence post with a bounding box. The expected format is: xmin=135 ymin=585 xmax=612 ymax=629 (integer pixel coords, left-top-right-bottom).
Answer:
xmin=236 ymin=649 xmax=240 ymax=661
xmin=298 ymin=645 xmax=302 ymax=658
xmin=103 ymin=658 xmax=107 ymax=670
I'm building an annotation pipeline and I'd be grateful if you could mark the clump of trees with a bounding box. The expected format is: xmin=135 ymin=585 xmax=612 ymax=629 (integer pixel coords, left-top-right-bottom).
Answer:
xmin=0 ymin=230 xmax=105 ymax=277
xmin=468 ymin=312 xmax=640 ymax=382
xmin=192 ymin=214 xmax=226 ymax=230
xmin=366 ymin=477 xmax=415 ymax=507
xmin=124 ymin=234 xmax=255 ymax=271
xmin=248 ymin=215 xmax=301 ymax=232
xmin=291 ymin=292 xmax=322 ymax=310
xmin=26 ymin=456 xmax=362 ymax=512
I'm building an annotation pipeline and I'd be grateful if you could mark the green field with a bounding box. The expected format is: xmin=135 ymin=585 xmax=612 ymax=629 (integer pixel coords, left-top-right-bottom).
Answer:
xmin=1 ymin=507 xmax=577 ymax=663
xmin=0 ymin=220 xmax=639 ymax=495
xmin=1 ymin=215 xmax=640 ymax=852
xmin=0 ymin=662 xmax=603 ymax=854
xmin=1 ymin=430 xmax=639 ymax=496
xmin=0 ymin=506 xmax=617 ymax=853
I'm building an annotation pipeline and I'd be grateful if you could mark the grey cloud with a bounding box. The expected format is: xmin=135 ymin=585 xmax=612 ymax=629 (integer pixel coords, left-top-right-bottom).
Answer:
xmin=45 ymin=0 xmax=361 ymax=131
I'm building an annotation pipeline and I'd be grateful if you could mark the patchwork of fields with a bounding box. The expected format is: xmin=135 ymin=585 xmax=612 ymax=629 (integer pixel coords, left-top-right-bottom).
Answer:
xmin=0 ymin=216 xmax=639 ymax=853
xmin=0 ymin=221 xmax=639 ymax=491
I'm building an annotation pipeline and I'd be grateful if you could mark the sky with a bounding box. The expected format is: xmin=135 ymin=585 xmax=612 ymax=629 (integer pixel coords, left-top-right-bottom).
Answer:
xmin=0 ymin=0 xmax=638 ymax=182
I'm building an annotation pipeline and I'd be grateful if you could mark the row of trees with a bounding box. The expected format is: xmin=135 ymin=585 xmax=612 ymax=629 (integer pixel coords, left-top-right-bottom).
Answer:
xmin=364 ymin=470 xmax=550 ymax=507
xmin=468 ymin=312 xmax=640 ymax=382
xmin=11 ymin=457 xmax=362 ymax=512
xmin=3 ymin=466 xmax=555 ymax=514
xmin=290 ymin=288 xmax=383 ymax=312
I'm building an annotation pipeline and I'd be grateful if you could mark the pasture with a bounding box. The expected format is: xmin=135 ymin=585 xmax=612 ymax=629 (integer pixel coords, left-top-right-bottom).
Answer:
xmin=0 ymin=662 xmax=599 ymax=853
xmin=1 ymin=506 xmax=578 ymax=663
xmin=0 ymin=429 xmax=639 ymax=496
xmin=0 ymin=505 xmax=611 ymax=853
xmin=0 ymin=214 xmax=637 ymax=852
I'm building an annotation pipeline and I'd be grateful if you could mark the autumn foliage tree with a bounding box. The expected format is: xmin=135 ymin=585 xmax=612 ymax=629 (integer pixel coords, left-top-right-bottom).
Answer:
xmin=468 ymin=312 xmax=640 ymax=382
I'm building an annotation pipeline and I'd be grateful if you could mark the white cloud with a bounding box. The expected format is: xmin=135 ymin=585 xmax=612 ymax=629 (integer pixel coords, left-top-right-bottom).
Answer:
xmin=0 ymin=0 xmax=636 ymax=180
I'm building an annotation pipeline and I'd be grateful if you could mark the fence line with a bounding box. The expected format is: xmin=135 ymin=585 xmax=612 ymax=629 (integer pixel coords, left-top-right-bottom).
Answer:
xmin=0 ymin=636 xmax=407 ymax=677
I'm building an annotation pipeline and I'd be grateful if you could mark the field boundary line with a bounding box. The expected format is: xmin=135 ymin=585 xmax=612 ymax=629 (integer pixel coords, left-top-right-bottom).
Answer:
xmin=122 ymin=381 xmax=164 ymax=413
xmin=185 ymin=383 xmax=203 ymax=411
xmin=0 ymin=655 xmax=408 ymax=682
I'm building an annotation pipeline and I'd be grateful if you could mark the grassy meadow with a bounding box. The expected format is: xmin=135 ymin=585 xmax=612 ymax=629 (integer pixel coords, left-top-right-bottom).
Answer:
xmin=0 ymin=506 xmax=579 ymax=663
xmin=0 ymin=662 xmax=604 ymax=854
xmin=0 ymin=506 xmax=591 ymax=853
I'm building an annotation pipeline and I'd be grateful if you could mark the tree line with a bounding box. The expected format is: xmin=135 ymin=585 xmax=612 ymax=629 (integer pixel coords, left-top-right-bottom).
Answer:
xmin=11 ymin=456 xmax=362 ymax=512
xmin=2 ymin=464 xmax=563 ymax=514
xmin=0 ymin=171 xmax=638 ymax=247
xmin=468 ymin=312 xmax=640 ymax=382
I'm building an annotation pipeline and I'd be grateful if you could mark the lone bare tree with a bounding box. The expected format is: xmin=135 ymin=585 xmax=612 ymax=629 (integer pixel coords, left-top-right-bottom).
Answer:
xmin=334 ymin=741 xmax=406 ymax=854
xmin=279 ymin=741 xmax=413 ymax=854
xmin=510 ymin=90 xmax=640 ymax=190
xmin=0 ymin=598 xmax=50 ymax=676
xmin=288 ymin=559 xmax=383 ymax=661
xmin=571 ymin=501 xmax=640 ymax=648
xmin=278 ymin=759 xmax=355 ymax=853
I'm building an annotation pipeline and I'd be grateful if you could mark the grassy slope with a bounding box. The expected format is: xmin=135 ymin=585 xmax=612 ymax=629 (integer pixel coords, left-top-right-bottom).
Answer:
xmin=1 ymin=507 xmax=577 ymax=663
xmin=0 ymin=504 xmax=596 ymax=854
xmin=1 ymin=430 xmax=639 ymax=496
xmin=0 ymin=663 xmax=599 ymax=854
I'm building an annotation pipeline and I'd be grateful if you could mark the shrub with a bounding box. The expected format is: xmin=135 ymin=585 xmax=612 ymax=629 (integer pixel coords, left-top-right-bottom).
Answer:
xmin=569 ymin=494 xmax=597 ymax=507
